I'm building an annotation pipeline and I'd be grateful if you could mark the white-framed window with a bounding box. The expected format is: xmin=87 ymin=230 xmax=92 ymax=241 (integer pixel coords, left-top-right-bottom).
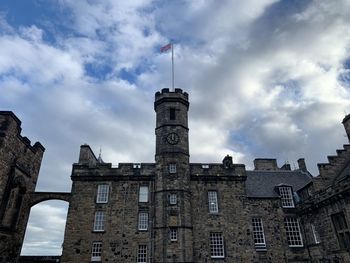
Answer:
xmin=208 ymin=191 xmax=218 ymax=214
xmin=169 ymin=163 xmax=177 ymax=173
xmin=202 ymin=164 xmax=209 ymax=169
xmin=169 ymin=194 xmax=177 ymax=205
xmin=279 ymin=186 xmax=295 ymax=208
xmin=252 ymin=218 xmax=266 ymax=248
xmin=96 ymin=184 xmax=109 ymax=203
xmin=311 ymin=224 xmax=320 ymax=244
xmin=139 ymin=186 xmax=149 ymax=202
xmin=170 ymin=228 xmax=177 ymax=241
xmin=91 ymin=242 xmax=102 ymax=261
xmin=93 ymin=211 xmax=105 ymax=232
xmin=210 ymin=232 xmax=224 ymax=258
xmin=138 ymin=212 xmax=148 ymax=231
xmin=137 ymin=245 xmax=147 ymax=263
xmin=284 ymin=217 xmax=303 ymax=247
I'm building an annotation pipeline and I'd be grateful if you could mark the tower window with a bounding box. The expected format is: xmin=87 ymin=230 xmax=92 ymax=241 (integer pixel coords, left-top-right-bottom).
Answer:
xmin=170 ymin=228 xmax=178 ymax=241
xmin=208 ymin=191 xmax=219 ymax=214
xmin=96 ymin=184 xmax=109 ymax=203
xmin=137 ymin=245 xmax=147 ymax=263
xmin=170 ymin=108 xmax=176 ymax=120
xmin=138 ymin=212 xmax=148 ymax=231
xmin=139 ymin=186 xmax=149 ymax=202
xmin=210 ymin=232 xmax=225 ymax=258
xmin=91 ymin=242 xmax=102 ymax=261
xmin=93 ymin=211 xmax=105 ymax=232
xmin=169 ymin=194 xmax=177 ymax=205
xmin=169 ymin=164 xmax=177 ymax=173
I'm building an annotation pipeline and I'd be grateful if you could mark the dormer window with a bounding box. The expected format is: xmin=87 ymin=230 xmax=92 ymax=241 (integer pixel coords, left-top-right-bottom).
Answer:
xmin=279 ymin=186 xmax=295 ymax=208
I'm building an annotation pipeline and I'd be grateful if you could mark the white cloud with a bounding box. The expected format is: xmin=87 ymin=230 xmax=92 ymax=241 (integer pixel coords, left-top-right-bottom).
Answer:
xmin=0 ymin=0 xmax=348 ymax=256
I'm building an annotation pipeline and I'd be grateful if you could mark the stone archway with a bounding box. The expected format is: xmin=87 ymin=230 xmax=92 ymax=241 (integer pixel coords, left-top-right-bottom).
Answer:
xmin=21 ymin=195 xmax=71 ymax=258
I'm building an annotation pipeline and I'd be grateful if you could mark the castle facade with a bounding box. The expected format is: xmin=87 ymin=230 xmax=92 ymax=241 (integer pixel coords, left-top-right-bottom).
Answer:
xmin=1 ymin=89 xmax=350 ymax=262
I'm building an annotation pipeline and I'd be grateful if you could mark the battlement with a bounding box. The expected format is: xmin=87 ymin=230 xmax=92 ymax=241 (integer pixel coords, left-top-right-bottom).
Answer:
xmin=0 ymin=111 xmax=45 ymax=153
xmin=154 ymin=88 xmax=189 ymax=110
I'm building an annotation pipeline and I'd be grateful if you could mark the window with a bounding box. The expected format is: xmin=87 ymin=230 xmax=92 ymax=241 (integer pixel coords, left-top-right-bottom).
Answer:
xmin=139 ymin=186 xmax=149 ymax=202
xmin=93 ymin=211 xmax=105 ymax=232
xmin=331 ymin=212 xmax=350 ymax=249
xmin=137 ymin=245 xmax=147 ymax=263
xmin=202 ymin=164 xmax=209 ymax=169
xmin=169 ymin=164 xmax=177 ymax=173
xmin=279 ymin=186 xmax=295 ymax=208
xmin=138 ymin=212 xmax=148 ymax=231
xmin=91 ymin=242 xmax=102 ymax=261
xmin=284 ymin=217 xmax=303 ymax=247
xmin=252 ymin=218 xmax=266 ymax=249
xmin=169 ymin=194 xmax=177 ymax=205
xmin=133 ymin=163 xmax=141 ymax=169
xmin=170 ymin=228 xmax=177 ymax=241
xmin=96 ymin=184 xmax=109 ymax=203
xmin=210 ymin=232 xmax=224 ymax=258
xmin=170 ymin=108 xmax=176 ymax=120
xmin=208 ymin=191 xmax=218 ymax=214
xmin=310 ymin=224 xmax=320 ymax=244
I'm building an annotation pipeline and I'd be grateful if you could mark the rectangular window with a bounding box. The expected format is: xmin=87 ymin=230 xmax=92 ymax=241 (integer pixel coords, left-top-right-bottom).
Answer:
xmin=137 ymin=245 xmax=147 ymax=263
xmin=169 ymin=194 xmax=177 ymax=205
xmin=279 ymin=186 xmax=295 ymax=208
xmin=170 ymin=228 xmax=177 ymax=241
xmin=170 ymin=108 xmax=176 ymax=120
xmin=138 ymin=212 xmax=148 ymax=231
xmin=133 ymin=163 xmax=141 ymax=169
xmin=284 ymin=217 xmax=303 ymax=247
xmin=208 ymin=191 xmax=218 ymax=214
xmin=202 ymin=164 xmax=210 ymax=169
xmin=93 ymin=211 xmax=105 ymax=232
xmin=252 ymin=218 xmax=266 ymax=249
xmin=169 ymin=164 xmax=177 ymax=173
xmin=331 ymin=212 xmax=350 ymax=249
xmin=96 ymin=184 xmax=109 ymax=203
xmin=91 ymin=242 xmax=102 ymax=261
xmin=311 ymin=224 xmax=320 ymax=244
xmin=139 ymin=186 xmax=149 ymax=202
xmin=210 ymin=232 xmax=224 ymax=258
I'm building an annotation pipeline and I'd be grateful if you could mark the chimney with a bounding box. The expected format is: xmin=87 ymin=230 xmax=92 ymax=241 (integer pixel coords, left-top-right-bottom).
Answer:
xmin=297 ymin=158 xmax=307 ymax=172
xmin=253 ymin=159 xmax=278 ymax=170
xmin=342 ymin=114 xmax=350 ymax=143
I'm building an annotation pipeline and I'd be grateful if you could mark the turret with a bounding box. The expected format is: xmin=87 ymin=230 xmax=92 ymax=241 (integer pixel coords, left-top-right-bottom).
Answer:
xmin=342 ymin=114 xmax=350 ymax=143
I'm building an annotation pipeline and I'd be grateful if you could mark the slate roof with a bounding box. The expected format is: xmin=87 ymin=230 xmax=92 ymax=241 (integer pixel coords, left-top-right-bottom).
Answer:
xmin=245 ymin=170 xmax=313 ymax=198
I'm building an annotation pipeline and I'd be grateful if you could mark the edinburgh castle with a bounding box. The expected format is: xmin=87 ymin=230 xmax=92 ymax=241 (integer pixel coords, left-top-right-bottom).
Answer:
xmin=1 ymin=89 xmax=350 ymax=262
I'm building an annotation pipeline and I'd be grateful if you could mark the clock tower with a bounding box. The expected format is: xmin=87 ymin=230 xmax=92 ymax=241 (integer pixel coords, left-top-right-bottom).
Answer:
xmin=153 ymin=88 xmax=193 ymax=263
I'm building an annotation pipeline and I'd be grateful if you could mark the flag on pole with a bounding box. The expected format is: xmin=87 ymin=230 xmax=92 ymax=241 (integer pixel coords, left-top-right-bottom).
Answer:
xmin=160 ymin=43 xmax=172 ymax=53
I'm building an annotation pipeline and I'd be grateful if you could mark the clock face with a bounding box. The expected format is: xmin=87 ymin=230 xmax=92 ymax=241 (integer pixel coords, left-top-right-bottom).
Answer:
xmin=166 ymin=132 xmax=179 ymax=145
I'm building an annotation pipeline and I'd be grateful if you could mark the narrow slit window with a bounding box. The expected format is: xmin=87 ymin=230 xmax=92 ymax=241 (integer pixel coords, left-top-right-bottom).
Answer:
xmin=170 ymin=108 xmax=176 ymax=120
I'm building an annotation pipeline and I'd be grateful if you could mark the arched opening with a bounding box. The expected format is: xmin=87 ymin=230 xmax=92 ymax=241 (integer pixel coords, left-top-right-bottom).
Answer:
xmin=20 ymin=200 xmax=69 ymax=256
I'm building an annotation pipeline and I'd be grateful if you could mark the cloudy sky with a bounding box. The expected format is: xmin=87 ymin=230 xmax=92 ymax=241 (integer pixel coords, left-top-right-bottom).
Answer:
xmin=1 ymin=0 xmax=349 ymax=256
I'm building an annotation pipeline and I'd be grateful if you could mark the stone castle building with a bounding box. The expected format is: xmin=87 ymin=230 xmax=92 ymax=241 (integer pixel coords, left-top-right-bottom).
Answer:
xmin=1 ymin=88 xmax=350 ymax=262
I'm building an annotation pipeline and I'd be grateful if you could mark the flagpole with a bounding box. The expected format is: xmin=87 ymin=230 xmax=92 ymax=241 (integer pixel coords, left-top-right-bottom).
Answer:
xmin=171 ymin=43 xmax=174 ymax=91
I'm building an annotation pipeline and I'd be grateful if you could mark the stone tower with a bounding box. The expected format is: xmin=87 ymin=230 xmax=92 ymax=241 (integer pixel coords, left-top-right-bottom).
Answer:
xmin=154 ymin=88 xmax=193 ymax=262
xmin=0 ymin=111 xmax=45 ymax=263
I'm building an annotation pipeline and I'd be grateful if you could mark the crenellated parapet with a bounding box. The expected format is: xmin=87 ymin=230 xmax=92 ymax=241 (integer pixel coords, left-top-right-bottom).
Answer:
xmin=154 ymin=88 xmax=189 ymax=110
